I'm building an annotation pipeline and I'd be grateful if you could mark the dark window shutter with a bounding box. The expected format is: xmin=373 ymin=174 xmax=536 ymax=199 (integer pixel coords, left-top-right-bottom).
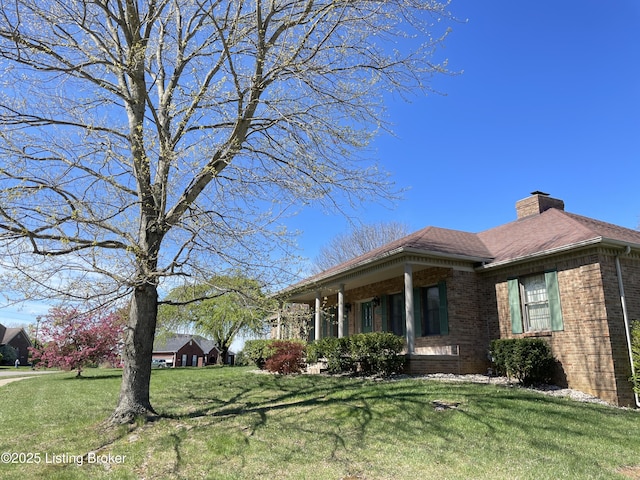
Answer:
xmin=401 ymin=294 xmax=407 ymax=336
xmin=545 ymin=270 xmax=564 ymax=331
xmin=381 ymin=295 xmax=388 ymax=332
xmin=413 ymin=287 xmax=422 ymax=337
xmin=508 ymin=278 xmax=523 ymax=334
xmin=438 ymin=281 xmax=449 ymax=335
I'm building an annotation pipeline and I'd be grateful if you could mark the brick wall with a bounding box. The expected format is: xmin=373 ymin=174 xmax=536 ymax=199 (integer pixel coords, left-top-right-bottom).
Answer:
xmin=482 ymin=248 xmax=636 ymax=406
xmin=515 ymin=194 xmax=565 ymax=218
xmin=306 ymin=247 xmax=639 ymax=406
xmin=339 ymin=267 xmax=487 ymax=375
xmin=598 ymin=252 xmax=640 ymax=406
xmin=175 ymin=342 xmax=205 ymax=367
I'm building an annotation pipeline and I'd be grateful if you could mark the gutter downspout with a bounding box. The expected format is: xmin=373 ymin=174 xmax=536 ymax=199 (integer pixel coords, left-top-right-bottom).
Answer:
xmin=614 ymin=245 xmax=640 ymax=407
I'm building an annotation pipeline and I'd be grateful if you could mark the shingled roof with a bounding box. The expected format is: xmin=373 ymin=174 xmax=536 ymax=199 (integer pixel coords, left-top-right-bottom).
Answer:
xmin=314 ymin=225 xmax=492 ymax=279
xmin=279 ymin=193 xmax=640 ymax=300
xmin=1 ymin=326 xmax=30 ymax=346
xmin=478 ymin=208 xmax=640 ymax=266
xmin=153 ymin=333 xmax=219 ymax=354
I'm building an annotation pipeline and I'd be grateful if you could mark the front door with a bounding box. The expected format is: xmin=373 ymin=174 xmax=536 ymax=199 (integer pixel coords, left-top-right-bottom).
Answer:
xmin=361 ymin=301 xmax=373 ymax=333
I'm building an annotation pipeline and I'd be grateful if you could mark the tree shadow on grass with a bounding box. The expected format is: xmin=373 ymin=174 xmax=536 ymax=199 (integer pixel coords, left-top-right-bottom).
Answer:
xmin=160 ymin=373 xmax=471 ymax=463
xmin=61 ymin=373 xmax=123 ymax=381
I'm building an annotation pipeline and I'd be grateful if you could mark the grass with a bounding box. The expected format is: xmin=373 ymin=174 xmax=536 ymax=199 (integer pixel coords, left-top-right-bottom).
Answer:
xmin=0 ymin=367 xmax=638 ymax=479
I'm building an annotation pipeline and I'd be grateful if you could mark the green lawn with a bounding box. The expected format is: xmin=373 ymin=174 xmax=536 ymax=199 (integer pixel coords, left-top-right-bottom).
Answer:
xmin=0 ymin=367 xmax=638 ymax=479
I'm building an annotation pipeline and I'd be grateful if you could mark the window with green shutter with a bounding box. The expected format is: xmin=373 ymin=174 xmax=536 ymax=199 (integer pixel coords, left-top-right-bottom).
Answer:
xmin=387 ymin=293 xmax=405 ymax=336
xmin=419 ymin=281 xmax=449 ymax=336
xmin=507 ymin=271 xmax=564 ymax=333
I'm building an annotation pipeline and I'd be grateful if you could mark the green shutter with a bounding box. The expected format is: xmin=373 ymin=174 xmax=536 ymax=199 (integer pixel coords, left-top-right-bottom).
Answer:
xmin=438 ymin=281 xmax=449 ymax=335
xmin=508 ymin=278 xmax=523 ymax=334
xmin=545 ymin=270 xmax=564 ymax=331
xmin=381 ymin=295 xmax=388 ymax=332
xmin=401 ymin=294 xmax=406 ymax=336
xmin=413 ymin=288 xmax=422 ymax=337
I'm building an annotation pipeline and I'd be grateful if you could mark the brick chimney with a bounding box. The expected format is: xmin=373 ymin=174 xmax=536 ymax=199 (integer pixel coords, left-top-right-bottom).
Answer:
xmin=516 ymin=191 xmax=565 ymax=219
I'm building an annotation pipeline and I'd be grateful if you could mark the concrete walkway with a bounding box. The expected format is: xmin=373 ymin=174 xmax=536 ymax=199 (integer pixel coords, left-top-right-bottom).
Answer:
xmin=0 ymin=368 xmax=58 ymax=387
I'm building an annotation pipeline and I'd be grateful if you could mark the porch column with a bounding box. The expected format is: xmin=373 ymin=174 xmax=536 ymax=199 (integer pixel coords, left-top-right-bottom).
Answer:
xmin=338 ymin=284 xmax=345 ymax=338
xmin=404 ymin=263 xmax=415 ymax=354
xmin=315 ymin=292 xmax=322 ymax=341
xmin=276 ymin=301 xmax=283 ymax=339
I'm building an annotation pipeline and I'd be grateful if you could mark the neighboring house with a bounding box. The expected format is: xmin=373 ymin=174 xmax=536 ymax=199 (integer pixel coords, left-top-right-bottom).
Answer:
xmin=277 ymin=192 xmax=640 ymax=407
xmin=0 ymin=324 xmax=32 ymax=366
xmin=152 ymin=333 xmax=224 ymax=367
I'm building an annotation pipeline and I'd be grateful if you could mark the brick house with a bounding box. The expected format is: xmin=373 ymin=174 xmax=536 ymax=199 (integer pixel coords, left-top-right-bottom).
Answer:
xmin=152 ymin=333 xmax=221 ymax=367
xmin=0 ymin=324 xmax=32 ymax=366
xmin=277 ymin=192 xmax=640 ymax=407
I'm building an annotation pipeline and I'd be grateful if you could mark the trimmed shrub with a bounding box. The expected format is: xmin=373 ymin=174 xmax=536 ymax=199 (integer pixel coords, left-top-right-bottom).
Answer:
xmin=308 ymin=332 xmax=405 ymax=376
xmin=349 ymin=332 xmax=405 ymax=376
xmin=264 ymin=340 xmax=306 ymax=375
xmin=490 ymin=338 xmax=555 ymax=385
xmin=307 ymin=337 xmax=354 ymax=373
xmin=242 ymin=339 xmax=276 ymax=369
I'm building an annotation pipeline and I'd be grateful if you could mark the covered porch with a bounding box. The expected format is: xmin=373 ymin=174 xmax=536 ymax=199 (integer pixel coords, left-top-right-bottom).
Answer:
xmin=277 ymin=242 xmax=493 ymax=375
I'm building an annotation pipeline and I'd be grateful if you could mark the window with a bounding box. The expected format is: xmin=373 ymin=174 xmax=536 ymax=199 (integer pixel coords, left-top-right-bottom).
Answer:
xmin=522 ymin=274 xmax=550 ymax=331
xmin=418 ymin=282 xmax=448 ymax=336
xmin=361 ymin=301 xmax=373 ymax=333
xmin=508 ymin=271 xmax=564 ymax=334
xmin=381 ymin=282 xmax=448 ymax=337
xmin=388 ymin=293 xmax=404 ymax=336
xmin=421 ymin=286 xmax=441 ymax=335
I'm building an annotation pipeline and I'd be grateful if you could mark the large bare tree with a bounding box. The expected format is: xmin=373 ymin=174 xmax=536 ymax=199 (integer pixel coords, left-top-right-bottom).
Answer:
xmin=0 ymin=0 xmax=452 ymax=423
xmin=313 ymin=221 xmax=410 ymax=272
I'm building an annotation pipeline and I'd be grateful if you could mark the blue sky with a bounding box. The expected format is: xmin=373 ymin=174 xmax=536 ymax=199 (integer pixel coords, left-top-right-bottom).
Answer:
xmin=2 ymin=0 xmax=639 ymax=329
xmin=289 ymin=0 xmax=640 ymax=262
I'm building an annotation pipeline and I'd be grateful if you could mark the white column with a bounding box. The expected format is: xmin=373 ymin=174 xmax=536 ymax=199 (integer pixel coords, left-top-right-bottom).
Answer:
xmin=315 ymin=292 xmax=322 ymax=341
xmin=338 ymin=284 xmax=345 ymax=338
xmin=276 ymin=302 xmax=282 ymax=340
xmin=404 ymin=263 xmax=415 ymax=354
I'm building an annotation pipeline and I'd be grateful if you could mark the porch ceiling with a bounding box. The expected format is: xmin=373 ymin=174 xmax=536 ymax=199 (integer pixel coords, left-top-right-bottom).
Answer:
xmin=281 ymin=248 xmax=486 ymax=303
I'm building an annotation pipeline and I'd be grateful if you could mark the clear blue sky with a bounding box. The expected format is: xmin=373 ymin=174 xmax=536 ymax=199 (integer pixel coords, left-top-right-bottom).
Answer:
xmin=2 ymin=0 xmax=639 ymax=328
xmin=289 ymin=0 xmax=640 ymax=263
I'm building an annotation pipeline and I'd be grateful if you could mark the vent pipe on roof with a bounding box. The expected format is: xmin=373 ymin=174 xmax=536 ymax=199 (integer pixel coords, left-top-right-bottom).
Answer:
xmin=515 ymin=191 xmax=565 ymax=219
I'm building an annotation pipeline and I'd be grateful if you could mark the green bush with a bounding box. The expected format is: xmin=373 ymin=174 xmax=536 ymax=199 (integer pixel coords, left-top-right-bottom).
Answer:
xmin=307 ymin=337 xmax=354 ymax=373
xmin=631 ymin=320 xmax=640 ymax=395
xmin=490 ymin=338 xmax=555 ymax=385
xmin=308 ymin=332 xmax=405 ymax=376
xmin=0 ymin=344 xmax=17 ymax=366
xmin=242 ymin=339 xmax=277 ymax=369
xmin=264 ymin=341 xmax=306 ymax=375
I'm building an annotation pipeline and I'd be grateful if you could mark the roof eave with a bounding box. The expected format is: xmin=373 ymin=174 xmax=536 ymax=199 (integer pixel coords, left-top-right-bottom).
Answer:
xmin=476 ymin=237 xmax=640 ymax=271
xmin=276 ymin=247 xmax=492 ymax=300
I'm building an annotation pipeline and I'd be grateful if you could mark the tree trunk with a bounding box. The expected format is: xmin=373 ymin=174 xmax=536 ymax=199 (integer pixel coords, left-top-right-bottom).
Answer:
xmin=110 ymin=283 xmax=159 ymax=424
xmin=220 ymin=345 xmax=229 ymax=365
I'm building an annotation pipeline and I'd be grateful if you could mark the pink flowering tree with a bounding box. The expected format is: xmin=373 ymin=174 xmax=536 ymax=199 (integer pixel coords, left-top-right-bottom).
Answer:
xmin=30 ymin=307 xmax=124 ymax=377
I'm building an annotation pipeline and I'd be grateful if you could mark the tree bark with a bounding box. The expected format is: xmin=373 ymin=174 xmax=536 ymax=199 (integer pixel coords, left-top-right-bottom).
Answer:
xmin=220 ymin=345 xmax=229 ymax=365
xmin=110 ymin=283 xmax=159 ymax=424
